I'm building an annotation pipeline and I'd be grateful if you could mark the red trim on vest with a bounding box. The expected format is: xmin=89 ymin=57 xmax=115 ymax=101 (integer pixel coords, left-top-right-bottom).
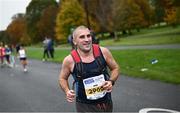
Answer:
xmin=71 ymin=44 xmax=100 ymax=63
xmin=71 ymin=50 xmax=81 ymax=63
xmin=92 ymin=44 xmax=100 ymax=57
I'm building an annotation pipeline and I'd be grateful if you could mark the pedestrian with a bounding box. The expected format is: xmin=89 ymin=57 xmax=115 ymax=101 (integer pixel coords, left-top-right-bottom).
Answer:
xmin=18 ymin=45 xmax=28 ymax=72
xmin=67 ymin=28 xmax=76 ymax=50
xmin=9 ymin=44 xmax=15 ymax=67
xmin=89 ymin=28 xmax=99 ymax=44
xmin=58 ymin=25 xmax=120 ymax=112
xmin=4 ymin=44 xmax=12 ymax=67
xmin=42 ymin=37 xmax=49 ymax=61
xmin=67 ymin=34 xmax=75 ymax=50
xmin=47 ymin=37 xmax=54 ymax=59
xmin=15 ymin=44 xmax=20 ymax=55
xmin=0 ymin=42 xmax=5 ymax=67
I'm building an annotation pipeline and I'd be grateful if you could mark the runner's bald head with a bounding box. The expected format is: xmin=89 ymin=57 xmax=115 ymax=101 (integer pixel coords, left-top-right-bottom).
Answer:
xmin=72 ymin=25 xmax=90 ymax=40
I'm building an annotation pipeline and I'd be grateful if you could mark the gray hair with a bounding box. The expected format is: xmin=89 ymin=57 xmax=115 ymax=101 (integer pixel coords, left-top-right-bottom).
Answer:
xmin=72 ymin=25 xmax=89 ymax=39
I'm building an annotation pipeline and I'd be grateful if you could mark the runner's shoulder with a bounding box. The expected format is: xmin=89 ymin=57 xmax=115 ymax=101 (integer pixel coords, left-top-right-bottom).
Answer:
xmin=63 ymin=54 xmax=74 ymax=65
xmin=99 ymin=46 xmax=110 ymax=58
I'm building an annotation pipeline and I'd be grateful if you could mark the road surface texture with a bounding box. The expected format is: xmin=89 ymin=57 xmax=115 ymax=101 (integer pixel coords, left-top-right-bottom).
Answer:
xmin=0 ymin=58 xmax=179 ymax=112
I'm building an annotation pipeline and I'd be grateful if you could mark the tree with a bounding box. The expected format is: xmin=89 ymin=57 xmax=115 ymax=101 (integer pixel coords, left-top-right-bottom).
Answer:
xmin=150 ymin=0 xmax=168 ymax=24
xmin=0 ymin=31 xmax=10 ymax=44
xmin=163 ymin=0 xmax=179 ymax=26
xmin=176 ymin=7 xmax=180 ymax=24
xmin=37 ymin=5 xmax=58 ymax=41
xmin=78 ymin=0 xmax=113 ymax=32
xmin=112 ymin=0 xmax=148 ymax=34
xmin=55 ymin=0 xmax=86 ymax=43
xmin=150 ymin=0 xmax=180 ymax=26
xmin=6 ymin=13 xmax=31 ymax=45
xmin=26 ymin=0 xmax=58 ymax=43
xmin=134 ymin=0 xmax=154 ymax=26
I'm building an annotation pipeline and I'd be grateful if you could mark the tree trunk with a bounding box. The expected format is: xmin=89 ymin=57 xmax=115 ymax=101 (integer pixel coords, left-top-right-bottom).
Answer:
xmin=122 ymin=30 xmax=127 ymax=35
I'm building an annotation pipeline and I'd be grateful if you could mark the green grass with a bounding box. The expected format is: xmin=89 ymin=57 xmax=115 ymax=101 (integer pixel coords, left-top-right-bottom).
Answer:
xmin=26 ymin=48 xmax=180 ymax=84
xmin=58 ymin=26 xmax=180 ymax=47
xmin=111 ymin=49 xmax=180 ymax=84
xmin=26 ymin=47 xmax=69 ymax=62
xmin=99 ymin=26 xmax=180 ymax=46
xmin=26 ymin=26 xmax=180 ymax=84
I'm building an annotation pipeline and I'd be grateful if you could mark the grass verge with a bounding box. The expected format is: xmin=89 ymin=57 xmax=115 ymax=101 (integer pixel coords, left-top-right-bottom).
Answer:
xmin=99 ymin=26 xmax=180 ymax=46
xmin=26 ymin=48 xmax=180 ymax=84
xmin=112 ymin=49 xmax=180 ymax=84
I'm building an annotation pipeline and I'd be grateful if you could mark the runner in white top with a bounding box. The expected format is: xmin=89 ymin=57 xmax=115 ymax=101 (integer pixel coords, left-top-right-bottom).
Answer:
xmin=18 ymin=45 xmax=28 ymax=72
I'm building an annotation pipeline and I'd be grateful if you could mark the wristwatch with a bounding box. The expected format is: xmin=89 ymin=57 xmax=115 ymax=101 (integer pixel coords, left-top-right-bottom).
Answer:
xmin=109 ymin=79 xmax=115 ymax=86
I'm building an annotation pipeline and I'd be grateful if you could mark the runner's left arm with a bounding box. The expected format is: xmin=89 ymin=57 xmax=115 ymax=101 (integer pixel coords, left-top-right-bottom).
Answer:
xmin=101 ymin=47 xmax=120 ymax=84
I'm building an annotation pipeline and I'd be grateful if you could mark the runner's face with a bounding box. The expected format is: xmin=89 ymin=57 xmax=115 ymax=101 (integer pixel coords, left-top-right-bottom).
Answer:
xmin=75 ymin=29 xmax=92 ymax=52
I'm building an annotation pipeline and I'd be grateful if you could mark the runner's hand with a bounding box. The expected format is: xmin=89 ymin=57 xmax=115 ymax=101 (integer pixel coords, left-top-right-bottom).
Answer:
xmin=102 ymin=81 xmax=113 ymax=92
xmin=66 ymin=90 xmax=75 ymax=102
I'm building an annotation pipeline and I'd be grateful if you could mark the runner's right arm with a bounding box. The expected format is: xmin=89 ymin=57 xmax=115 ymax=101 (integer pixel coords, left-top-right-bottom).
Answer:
xmin=59 ymin=55 xmax=75 ymax=102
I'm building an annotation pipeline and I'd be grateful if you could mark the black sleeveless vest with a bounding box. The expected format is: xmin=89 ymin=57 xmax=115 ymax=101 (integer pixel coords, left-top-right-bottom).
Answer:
xmin=71 ymin=46 xmax=112 ymax=104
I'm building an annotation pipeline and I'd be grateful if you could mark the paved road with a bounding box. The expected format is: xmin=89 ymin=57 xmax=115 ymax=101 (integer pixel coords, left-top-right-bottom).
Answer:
xmin=0 ymin=59 xmax=180 ymax=112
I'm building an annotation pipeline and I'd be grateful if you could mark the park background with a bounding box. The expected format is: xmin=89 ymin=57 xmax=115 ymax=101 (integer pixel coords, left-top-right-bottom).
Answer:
xmin=0 ymin=0 xmax=180 ymax=84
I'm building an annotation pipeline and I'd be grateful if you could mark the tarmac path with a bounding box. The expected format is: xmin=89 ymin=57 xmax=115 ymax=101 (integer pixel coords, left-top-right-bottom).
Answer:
xmin=0 ymin=57 xmax=179 ymax=112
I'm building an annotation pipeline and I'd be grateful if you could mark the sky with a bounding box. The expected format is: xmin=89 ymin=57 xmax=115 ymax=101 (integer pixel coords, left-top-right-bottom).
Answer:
xmin=0 ymin=0 xmax=31 ymax=31
xmin=0 ymin=0 xmax=59 ymax=31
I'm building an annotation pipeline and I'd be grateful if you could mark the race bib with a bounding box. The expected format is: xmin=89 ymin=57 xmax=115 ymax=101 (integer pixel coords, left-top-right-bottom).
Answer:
xmin=83 ymin=74 xmax=106 ymax=100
